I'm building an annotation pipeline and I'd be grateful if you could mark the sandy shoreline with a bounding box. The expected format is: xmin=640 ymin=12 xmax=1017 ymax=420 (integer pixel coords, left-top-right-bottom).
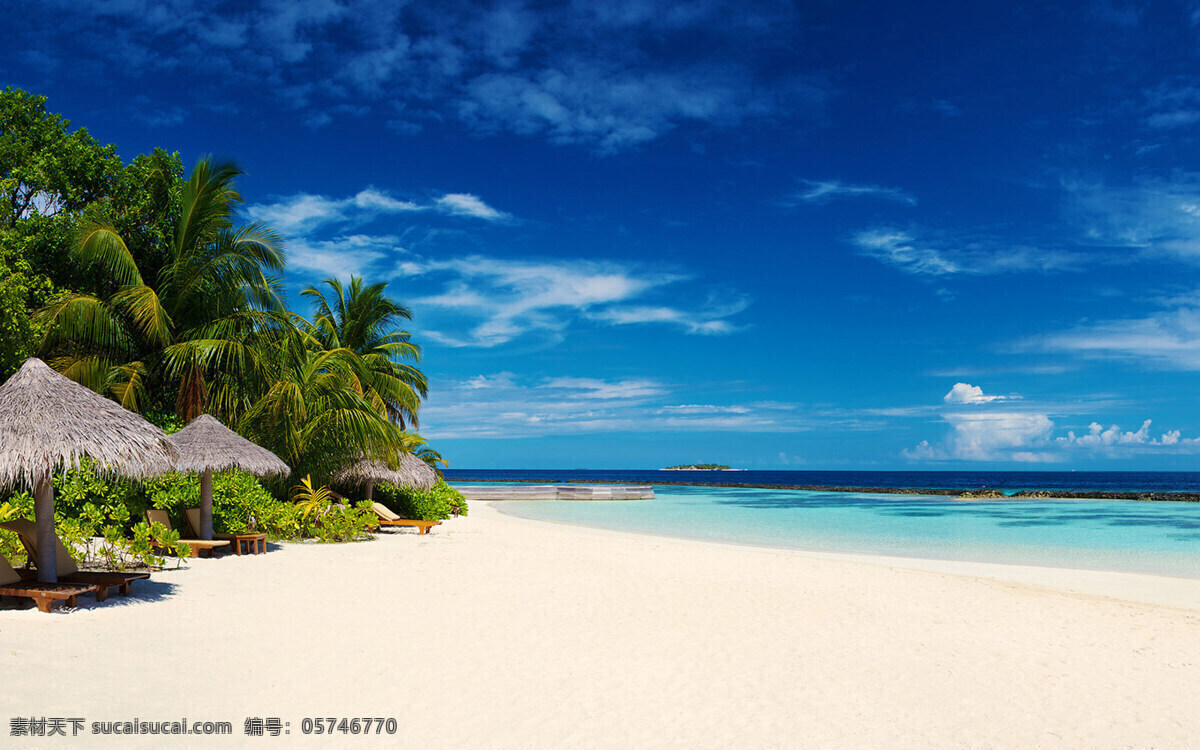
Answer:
xmin=3 ymin=500 xmax=1200 ymax=748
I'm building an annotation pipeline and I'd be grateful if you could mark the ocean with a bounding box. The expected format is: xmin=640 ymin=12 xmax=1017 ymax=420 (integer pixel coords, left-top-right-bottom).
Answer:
xmin=444 ymin=470 xmax=1200 ymax=578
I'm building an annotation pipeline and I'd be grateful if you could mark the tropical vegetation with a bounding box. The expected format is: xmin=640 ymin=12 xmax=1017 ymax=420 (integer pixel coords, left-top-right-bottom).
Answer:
xmin=0 ymin=86 xmax=461 ymax=557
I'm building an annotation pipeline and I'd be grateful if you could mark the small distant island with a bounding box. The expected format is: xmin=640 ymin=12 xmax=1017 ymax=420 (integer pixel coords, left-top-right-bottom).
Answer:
xmin=660 ymin=464 xmax=739 ymax=471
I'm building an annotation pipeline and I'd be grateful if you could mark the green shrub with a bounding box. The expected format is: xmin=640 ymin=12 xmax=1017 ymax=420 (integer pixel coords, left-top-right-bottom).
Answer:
xmin=0 ymin=463 xmax=189 ymax=569
xmin=0 ymin=463 xmax=378 ymax=568
xmin=374 ymin=480 xmax=466 ymax=521
xmin=0 ymin=492 xmax=33 ymax=564
xmin=145 ymin=470 xmax=277 ymax=536
xmin=148 ymin=471 xmax=376 ymax=544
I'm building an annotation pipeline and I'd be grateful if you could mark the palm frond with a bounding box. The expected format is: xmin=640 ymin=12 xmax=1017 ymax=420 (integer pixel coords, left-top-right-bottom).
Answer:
xmin=75 ymin=222 xmax=144 ymax=287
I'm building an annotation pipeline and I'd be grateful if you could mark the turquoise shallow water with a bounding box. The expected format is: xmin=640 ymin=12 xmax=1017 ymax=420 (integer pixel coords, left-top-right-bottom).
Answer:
xmin=466 ymin=484 xmax=1200 ymax=578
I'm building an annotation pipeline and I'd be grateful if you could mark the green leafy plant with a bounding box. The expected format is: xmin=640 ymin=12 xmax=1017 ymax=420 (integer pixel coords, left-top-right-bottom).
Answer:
xmin=146 ymin=470 xmax=373 ymax=544
xmin=374 ymin=479 xmax=466 ymax=521
xmin=0 ymin=492 xmax=32 ymax=564
xmin=291 ymin=474 xmax=334 ymax=520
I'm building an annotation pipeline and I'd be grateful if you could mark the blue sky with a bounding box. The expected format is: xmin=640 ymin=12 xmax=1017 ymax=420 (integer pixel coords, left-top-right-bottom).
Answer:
xmin=7 ymin=0 xmax=1200 ymax=469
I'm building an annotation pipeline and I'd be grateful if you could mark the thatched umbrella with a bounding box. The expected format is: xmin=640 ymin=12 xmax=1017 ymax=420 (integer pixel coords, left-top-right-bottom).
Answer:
xmin=168 ymin=414 xmax=289 ymax=540
xmin=0 ymin=358 xmax=177 ymax=582
xmin=334 ymin=452 xmax=436 ymax=500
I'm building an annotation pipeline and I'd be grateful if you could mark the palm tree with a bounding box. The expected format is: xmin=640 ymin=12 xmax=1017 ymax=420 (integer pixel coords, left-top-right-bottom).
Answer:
xmin=240 ymin=330 xmax=404 ymax=485
xmin=400 ymin=432 xmax=448 ymax=479
xmin=36 ymin=157 xmax=285 ymax=422
xmin=300 ymin=276 xmax=427 ymax=428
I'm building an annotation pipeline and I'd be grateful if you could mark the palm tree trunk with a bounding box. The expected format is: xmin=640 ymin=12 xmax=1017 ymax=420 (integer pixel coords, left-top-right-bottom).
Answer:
xmin=34 ymin=472 xmax=57 ymax=582
xmin=364 ymin=480 xmax=374 ymax=502
xmin=199 ymin=469 xmax=214 ymax=540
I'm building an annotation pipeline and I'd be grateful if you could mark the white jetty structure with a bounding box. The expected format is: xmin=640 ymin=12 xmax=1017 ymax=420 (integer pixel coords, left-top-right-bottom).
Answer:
xmin=455 ymin=484 xmax=654 ymax=501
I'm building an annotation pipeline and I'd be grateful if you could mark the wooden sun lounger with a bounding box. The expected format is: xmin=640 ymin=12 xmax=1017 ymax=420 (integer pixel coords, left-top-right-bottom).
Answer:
xmin=145 ymin=510 xmax=230 ymax=557
xmin=0 ymin=519 xmax=149 ymax=600
xmin=0 ymin=555 xmax=99 ymax=613
xmin=370 ymin=503 xmax=441 ymax=535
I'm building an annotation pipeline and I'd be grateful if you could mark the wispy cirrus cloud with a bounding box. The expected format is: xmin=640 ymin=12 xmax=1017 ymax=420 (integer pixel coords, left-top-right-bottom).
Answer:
xmin=246 ymin=188 xmax=505 ymax=236
xmin=586 ymin=293 xmax=751 ymax=336
xmin=434 ymin=193 xmax=508 ymax=220
xmin=399 ymin=255 xmax=749 ymax=346
xmin=790 ymin=179 xmax=917 ymax=206
xmin=1063 ymin=175 xmax=1200 ymax=260
xmin=1142 ymin=77 xmax=1200 ymax=130
xmin=1023 ymin=306 xmax=1200 ymax=370
xmin=852 ymin=228 xmax=1083 ymax=277
xmin=251 ymin=184 xmax=750 ymax=348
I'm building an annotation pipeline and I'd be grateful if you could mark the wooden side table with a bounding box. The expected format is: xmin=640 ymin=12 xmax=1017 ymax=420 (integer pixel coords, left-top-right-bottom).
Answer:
xmin=230 ymin=533 xmax=268 ymax=555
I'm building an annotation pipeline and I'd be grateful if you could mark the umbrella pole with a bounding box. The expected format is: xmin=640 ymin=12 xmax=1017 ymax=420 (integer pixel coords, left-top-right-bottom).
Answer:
xmin=33 ymin=471 xmax=57 ymax=583
xmin=364 ymin=480 xmax=374 ymax=502
xmin=200 ymin=469 xmax=214 ymax=540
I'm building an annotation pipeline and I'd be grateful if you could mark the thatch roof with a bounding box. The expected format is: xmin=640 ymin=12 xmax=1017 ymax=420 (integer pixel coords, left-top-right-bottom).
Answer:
xmin=335 ymin=452 xmax=436 ymax=492
xmin=0 ymin=357 xmax=178 ymax=488
xmin=169 ymin=414 xmax=290 ymax=478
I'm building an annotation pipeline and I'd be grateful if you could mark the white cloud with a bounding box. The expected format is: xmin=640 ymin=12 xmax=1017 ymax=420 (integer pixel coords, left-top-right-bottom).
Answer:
xmin=939 ymin=412 xmax=1057 ymax=462
xmin=853 ymin=228 xmax=1082 ymax=277
xmin=250 ymin=183 xmax=749 ymax=348
xmin=792 ymin=179 xmax=917 ymax=206
xmin=1058 ymin=420 xmax=1155 ymax=447
xmin=419 ymin=374 xmax=813 ymax=439
xmin=586 ymin=295 xmax=750 ymax=335
xmin=245 ymin=188 xmax=504 ymax=237
xmin=286 ymin=234 xmax=395 ymax=278
xmin=1028 ymin=306 xmax=1200 ymax=370
xmin=434 ymin=193 xmax=508 ymax=220
xmin=35 ymin=1 xmax=814 ymax=153
xmin=1143 ymin=78 xmax=1200 ymax=130
xmin=906 ymin=388 xmax=1200 ymax=462
xmin=656 ymin=404 xmax=751 ymax=415
xmin=943 ymin=383 xmax=1012 ymax=404
xmin=541 ymin=377 xmax=666 ymax=400
xmin=401 ymin=255 xmax=746 ymax=347
xmin=1063 ymin=176 xmax=1200 ymax=259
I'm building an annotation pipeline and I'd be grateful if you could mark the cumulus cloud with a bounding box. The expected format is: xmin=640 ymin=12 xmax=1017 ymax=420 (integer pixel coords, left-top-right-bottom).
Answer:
xmin=905 ymin=412 xmax=1058 ymax=462
xmin=943 ymin=383 xmax=1010 ymax=404
xmin=906 ymin=389 xmax=1200 ymax=463
xmin=1058 ymin=420 xmax=1156 ymax=447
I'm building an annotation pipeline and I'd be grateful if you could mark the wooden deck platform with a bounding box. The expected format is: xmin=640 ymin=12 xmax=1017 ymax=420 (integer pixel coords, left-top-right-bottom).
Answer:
xmin=454 ymin=485 xmax=655 ymax=501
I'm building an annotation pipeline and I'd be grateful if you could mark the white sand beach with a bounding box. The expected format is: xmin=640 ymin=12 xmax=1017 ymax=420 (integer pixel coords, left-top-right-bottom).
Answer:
xmin=3 ymin=500 xmax=1200 ymax=749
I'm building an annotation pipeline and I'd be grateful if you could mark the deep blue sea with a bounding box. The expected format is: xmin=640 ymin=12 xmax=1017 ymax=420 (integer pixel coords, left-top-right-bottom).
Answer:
xmin=444 ymin=470 xmax=1200 ymax=578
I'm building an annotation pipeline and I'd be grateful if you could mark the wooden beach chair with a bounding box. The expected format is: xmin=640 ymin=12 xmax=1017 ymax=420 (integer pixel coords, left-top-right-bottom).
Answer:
xmin=0 ymin=519 xmax=149 ymax=600
xmin=0 ymin=553 xmax=98 ymax=613
xmin=183 ymin=508 xmax=267 ymax=556
xmin=369 ymin=503 xmax=440 ymax=535
xmin=145 ymin=510 xmax=230 ymax=557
